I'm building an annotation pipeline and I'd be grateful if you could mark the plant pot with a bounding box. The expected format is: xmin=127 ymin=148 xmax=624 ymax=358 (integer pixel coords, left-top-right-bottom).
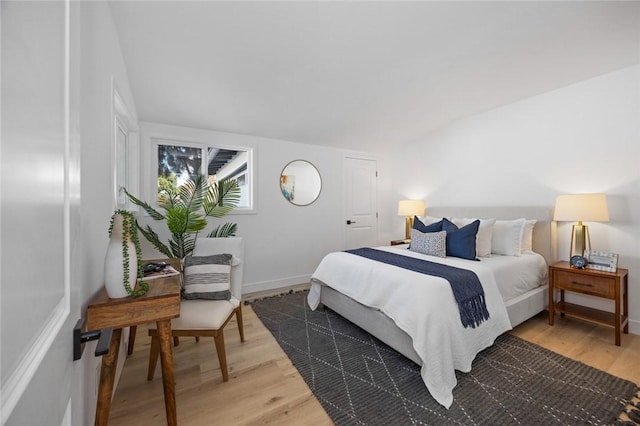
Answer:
xmin=104 ymin=213 xmax=137 ymax=298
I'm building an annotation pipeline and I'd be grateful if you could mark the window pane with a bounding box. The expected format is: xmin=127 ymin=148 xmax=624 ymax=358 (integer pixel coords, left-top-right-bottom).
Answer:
xmin=206 ymin=148 xmax=250 ymax=209
xmin=157 ymin=144 xmax=202 ymax=199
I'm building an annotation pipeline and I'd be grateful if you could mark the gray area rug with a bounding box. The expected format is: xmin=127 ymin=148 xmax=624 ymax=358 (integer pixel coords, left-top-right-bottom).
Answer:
xmin=251 ymin=291 xmax=638 ymax=425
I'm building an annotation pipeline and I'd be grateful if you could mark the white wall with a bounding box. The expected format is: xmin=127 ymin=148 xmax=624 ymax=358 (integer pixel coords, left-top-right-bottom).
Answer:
xmin=136 ymin=122 xmax=386 ymax=294
xmin=76 ymin=2 xmax=140 ymax=425
xmin=392 ymin=65 xmax=640 ymax=334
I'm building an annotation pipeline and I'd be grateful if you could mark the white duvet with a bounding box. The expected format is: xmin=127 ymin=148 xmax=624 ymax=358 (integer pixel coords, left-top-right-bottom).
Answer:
xmin=307 ymin=246 xmax=512 ymax=409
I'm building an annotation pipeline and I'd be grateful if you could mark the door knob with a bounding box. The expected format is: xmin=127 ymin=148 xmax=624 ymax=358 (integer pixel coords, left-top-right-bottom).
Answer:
xmin=346 ymin=220 xmax=356 ymax=225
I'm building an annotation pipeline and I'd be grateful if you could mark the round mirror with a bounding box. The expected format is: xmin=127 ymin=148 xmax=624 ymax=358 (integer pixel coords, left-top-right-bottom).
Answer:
xmin=280 ymin=160 xmax=322 ymax=206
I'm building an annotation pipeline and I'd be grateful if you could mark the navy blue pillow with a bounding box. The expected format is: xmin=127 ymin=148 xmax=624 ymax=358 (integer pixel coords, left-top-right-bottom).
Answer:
xmin=413 ymin=216 xmax=443 ymax=233
xmin=442 ymin=218 xmax=480 ymax=260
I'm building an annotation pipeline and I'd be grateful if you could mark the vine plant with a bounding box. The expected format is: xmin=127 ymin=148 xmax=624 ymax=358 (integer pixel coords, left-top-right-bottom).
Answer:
xmin=108 ymin=209 xmax=149 ymax=297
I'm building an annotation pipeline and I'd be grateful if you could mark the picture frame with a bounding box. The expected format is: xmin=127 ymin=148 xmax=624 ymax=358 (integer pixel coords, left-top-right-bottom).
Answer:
xmin=585 ymin=250 xmax=618 ymax=273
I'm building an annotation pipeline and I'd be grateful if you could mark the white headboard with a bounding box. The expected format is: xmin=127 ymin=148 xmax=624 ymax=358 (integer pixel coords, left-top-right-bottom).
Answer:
xmin=426 ymin=206 xmax=556 ymax=264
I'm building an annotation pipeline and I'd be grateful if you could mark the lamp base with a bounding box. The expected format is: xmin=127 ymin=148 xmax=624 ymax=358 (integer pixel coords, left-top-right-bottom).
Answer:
xmin=570 ymin=222 xmax=591 ymax=258
xmin=405 ymin=217 xmax=413 ymax=240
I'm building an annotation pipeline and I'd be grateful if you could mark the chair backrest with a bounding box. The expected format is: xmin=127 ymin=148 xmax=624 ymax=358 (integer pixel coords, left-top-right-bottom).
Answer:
xmin=193 ymin=237 xmax=244 ymax=299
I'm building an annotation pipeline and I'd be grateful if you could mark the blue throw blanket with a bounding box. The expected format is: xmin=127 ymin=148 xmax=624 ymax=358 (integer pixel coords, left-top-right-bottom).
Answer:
xmin=345 ymin=248 xmax=490 ymax=328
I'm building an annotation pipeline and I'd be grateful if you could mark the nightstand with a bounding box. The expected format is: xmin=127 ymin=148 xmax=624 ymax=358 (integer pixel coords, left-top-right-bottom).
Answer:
xmin=390 ymin=239 xmax=409 ymax=246
xmin=548 ymin=261 xmax=629 ymax=346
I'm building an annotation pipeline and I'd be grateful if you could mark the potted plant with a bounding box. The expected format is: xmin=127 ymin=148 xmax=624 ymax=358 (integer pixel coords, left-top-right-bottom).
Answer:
xmin=124 ymin=174 xmax=240 ymax=259
xmin=104 ymin=210 xmax=149 ymax=298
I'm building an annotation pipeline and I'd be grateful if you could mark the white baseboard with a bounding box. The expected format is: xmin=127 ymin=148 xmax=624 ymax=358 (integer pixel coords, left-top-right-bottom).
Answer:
xmin=628 ymin=318 xmax=640 ymax=336
xmin=242 ymin=274 xmax=311 ymax=295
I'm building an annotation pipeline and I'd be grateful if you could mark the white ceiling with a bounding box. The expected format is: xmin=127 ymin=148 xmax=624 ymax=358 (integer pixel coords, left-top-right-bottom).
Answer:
xmin=109 ymin=1 xmax=640 ymax=153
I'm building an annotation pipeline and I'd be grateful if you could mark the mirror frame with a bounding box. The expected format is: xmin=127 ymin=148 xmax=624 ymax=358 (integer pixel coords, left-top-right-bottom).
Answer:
xmin=280 ymin=160 xmax=322 ymax=206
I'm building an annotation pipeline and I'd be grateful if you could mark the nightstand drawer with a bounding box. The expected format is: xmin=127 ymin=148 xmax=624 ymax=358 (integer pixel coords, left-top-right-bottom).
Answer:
xmin=554 ymin=270 xmax=614 ymax=298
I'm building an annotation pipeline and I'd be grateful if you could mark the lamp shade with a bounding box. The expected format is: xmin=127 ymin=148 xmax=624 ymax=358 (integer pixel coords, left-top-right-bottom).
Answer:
xmin=398 ymin=200 xmax=425 ymax=217
xmin=553 ymin=193 xmax=609 ymax=222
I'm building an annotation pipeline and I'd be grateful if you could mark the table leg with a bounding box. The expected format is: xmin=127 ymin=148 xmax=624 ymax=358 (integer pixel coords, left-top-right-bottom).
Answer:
xmin=127 ymin=326 xmax=137 ymax=355
xmin=156 ymin=319 xmax=177 ymax=426
xmin=548 ymin=279 xmax=554 ymax=325
xmin=623 ymin=276 xmax=629 ymax=334
xmin=615 ymin=287 xmax=621 ymax=346
xmin=95 ymin=328 xmax=122 ymax=426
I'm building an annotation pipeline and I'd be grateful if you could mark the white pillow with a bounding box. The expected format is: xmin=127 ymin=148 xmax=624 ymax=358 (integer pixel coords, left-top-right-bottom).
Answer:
xmin=417 ymin=215 xmax=442 ymax=226
xmin=491 ymin=218 xmax=526 ymax=256
xmin=520 ymin=219 xmax=537 ymax=253
xmin=451 ymin=217 xmax=496 ymax=257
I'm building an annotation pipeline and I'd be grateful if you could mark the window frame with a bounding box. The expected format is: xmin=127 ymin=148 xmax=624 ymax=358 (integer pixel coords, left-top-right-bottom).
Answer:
xmin=113 ymin=86 xmax=139 ymax=211
xmin=150 ymin=137 xmax=256 ymax=214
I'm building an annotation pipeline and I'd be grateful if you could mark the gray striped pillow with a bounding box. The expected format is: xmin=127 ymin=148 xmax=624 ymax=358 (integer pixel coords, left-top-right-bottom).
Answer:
xmin=182 ymin=254 xmax=232 ymax=300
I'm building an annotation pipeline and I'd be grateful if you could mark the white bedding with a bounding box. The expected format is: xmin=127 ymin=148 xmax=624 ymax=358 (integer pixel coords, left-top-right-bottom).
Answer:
xmin=390 ymin=244 xmax=548 ymax=303
xmin=308 ymin=246 xmax=512 ymax=409
xmin=479 ymin=251 xmax=548 ymax=302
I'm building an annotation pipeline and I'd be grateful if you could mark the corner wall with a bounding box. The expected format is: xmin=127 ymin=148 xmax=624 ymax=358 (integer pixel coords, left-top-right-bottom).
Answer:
xmin=392 ymin=65 xmax=640 ymax=334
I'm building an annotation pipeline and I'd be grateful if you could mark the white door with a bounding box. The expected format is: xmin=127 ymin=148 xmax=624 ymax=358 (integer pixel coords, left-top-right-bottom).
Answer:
xmin=1 ymin=1 xmax=79 ymax=424
xmin=343 ymin=156 xmax=378 ymax=249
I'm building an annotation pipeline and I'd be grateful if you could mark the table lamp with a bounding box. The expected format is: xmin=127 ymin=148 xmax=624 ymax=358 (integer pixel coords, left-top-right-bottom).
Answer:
xmin=553 ymin=193 xmax=609 ymax=258
xmin=398 ymin=200 xmax=426 ymax=240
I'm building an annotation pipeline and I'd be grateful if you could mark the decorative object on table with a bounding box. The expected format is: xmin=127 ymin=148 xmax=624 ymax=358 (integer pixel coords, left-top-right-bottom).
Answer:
xmin=553 ymin=193 xmax=609 ymax=258
xmin=569 ymin=254 xmax=588 ymax=269
xmin=124 ymin=174 xmax=240 ymax=259
xmin=398 ymin=199 xmax=426 ymax=240
xmin=142 ymin=262 xmax=181 ymax=280
xmin=104 ymin=210 xmax=148 ymax=298
xmin=585 ymin=250 xmax=618 ymax=272
xmin=251 ymin=291 xmax=638 ymax=425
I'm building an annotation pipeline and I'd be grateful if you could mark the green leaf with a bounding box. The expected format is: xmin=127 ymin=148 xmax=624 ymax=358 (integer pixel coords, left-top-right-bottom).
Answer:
xmin=207 ymin=223 xmax=238 ymax=238
xmin=138 ymin=224 xmax=173 ymax=258
xmin=157 ymin=191 xmax=179 ymax=211
xmin=124 ymin=188 xmax=165 ymax=221
xmin=204 ymin=178 xmax=240 ymax=218
xmin=165 ymin=206 xmax=207 ymax=235
xmin=169 ymin=233 xmax=197 ymax=258
xmin=177 ymin=174 xmax=206 ymax=212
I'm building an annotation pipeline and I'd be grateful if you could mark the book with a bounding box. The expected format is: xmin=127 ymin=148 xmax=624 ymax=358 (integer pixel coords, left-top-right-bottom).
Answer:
xmin=141 ymin=262 xmax=180 ymax=281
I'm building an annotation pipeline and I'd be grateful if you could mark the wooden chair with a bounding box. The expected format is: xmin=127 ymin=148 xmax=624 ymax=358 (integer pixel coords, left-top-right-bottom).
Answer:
xmin=147 ymin=237 xmax=245 ymax=382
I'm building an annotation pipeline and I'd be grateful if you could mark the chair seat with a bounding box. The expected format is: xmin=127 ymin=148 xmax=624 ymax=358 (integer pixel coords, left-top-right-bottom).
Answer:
xmin=175 ymin=299 xmax=234 ymax=330
xmin=148 ymin=297 xmax=240 ymax=331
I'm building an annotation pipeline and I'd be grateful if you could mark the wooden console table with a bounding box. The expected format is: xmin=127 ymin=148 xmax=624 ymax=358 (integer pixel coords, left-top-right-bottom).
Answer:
xmin=87 ymin=261 xmax=181 ymax=425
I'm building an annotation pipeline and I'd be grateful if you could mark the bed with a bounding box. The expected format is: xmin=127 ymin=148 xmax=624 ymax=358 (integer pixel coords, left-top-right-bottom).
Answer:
xmin=307 ymin=206 xmax=556 ymax=408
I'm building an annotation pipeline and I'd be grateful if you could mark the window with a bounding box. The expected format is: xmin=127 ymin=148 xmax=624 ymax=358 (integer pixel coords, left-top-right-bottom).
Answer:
xmin=154 ymin=139 xmax=253 ymax=211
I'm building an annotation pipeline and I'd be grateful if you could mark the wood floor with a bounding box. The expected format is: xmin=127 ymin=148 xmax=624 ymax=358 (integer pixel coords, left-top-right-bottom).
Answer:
xmin=108 ymin=300 xmax=640 ymax=425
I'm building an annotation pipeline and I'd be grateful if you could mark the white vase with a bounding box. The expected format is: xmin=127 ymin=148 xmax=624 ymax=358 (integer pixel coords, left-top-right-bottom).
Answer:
xmin=104 ymin=213 xmax=137 ymax=299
